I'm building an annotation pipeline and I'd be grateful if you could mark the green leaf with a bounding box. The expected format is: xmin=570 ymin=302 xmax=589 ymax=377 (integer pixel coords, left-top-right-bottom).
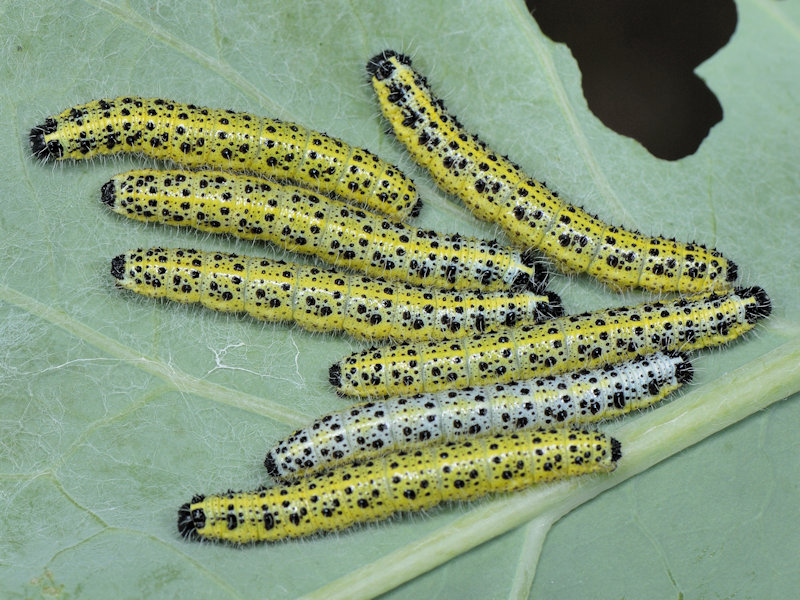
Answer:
xmin=2 ymin=1 xmax=798 ymax=598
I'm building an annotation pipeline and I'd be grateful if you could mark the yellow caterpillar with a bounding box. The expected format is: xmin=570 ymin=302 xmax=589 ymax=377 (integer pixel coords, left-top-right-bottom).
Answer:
xmin=179 ymin=428 xmax=619 ymax=544
xmin=101 ymin=169 xmax=548 ymax=293
xmin=267 ymin=352 xmax=688 ymax=478
xmin=112 ymin=247 xmax=562 ymax=342
xmin=367 ymin=50 xmax=738 ymax=293
xmin=30 ymin=96 xmax=419 ymax=221
xmin=330 ymin=286 xmax=770 ymax=397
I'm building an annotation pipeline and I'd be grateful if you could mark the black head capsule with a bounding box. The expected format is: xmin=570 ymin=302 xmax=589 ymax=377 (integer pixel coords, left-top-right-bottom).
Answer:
xmin=520 ymin=249 xmax=549 ymax=293
xmin=29 ymin=118 xmax=62 ymax=160
xmin=740 ymin=286 xmax=771 ymax=323
xmin=673 ymin=353 xmax=694 ymax=384
xmin=177 ymin=501 xmax=204 ymax=541
xmin=610 ymin=437 xmax=622 ymax=463
xmin=541 ymin=291 xmax=564 ymax=320
xmin=366 ymin=50 xmax=412 ymax=81
xmin=409 ymin=197 xmax=423 ymax=218
xmin=264 ymin=452 xmax=279 ymax=477
xmin=110 ymin=254 xmax=127 ymax=280
xmin=328 ymin=362 xmax=342 ymax=388
xmin=509 ymin=271 xmax=530 ymax=292
xmin=726 ymin=260 xmax=739 ymax=283
xmin=101 ymin=180 xmax=117 ymax=207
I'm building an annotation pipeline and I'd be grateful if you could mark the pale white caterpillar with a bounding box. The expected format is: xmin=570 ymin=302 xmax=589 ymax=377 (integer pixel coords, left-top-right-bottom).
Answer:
xmin=267 ymin=352 xmax=689 ymax=478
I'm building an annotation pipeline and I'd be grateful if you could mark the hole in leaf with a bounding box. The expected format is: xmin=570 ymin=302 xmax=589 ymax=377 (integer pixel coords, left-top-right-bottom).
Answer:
xmin=526 ymin=0 xmax=737 ymax=160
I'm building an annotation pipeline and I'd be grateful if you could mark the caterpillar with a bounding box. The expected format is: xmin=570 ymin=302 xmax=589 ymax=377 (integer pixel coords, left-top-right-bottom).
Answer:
xmin=330 ymin=286 xmax=770 ymax=397
xmin=267 ymin=352 xmax=688 ymax=478
xmin=112 ymin=247 xmax=562 ymax=342
xmin=179 ymin=427 xmax=620 ymax=544
xmin=100 ymin=169 xmax=548 ymax=293
xmin=29 ymin=96 xmax=420 ymax=221
xmin=367 ymin=50 xmax=738 ymax=293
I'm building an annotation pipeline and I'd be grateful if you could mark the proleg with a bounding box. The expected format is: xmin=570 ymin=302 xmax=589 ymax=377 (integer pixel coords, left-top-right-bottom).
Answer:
xmin=330 ymin=286 xmax=770 ymax=397
xmin=30 ymin=96 xmax=420 ymax=220
xmin=111 ymin=247 xmax=563 ymax=342
xmin=179 ymin=428 xmax=620 ymax=544
xmin=101 ymin=169 xmax=548 ymax=292
xmin=267 ymin=352 xmax=688 ymax=478
xmin=367 ymin=50 xmax=738 ymax=293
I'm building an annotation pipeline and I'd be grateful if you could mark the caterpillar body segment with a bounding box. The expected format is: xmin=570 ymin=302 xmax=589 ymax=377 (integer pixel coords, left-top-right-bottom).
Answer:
xmin=179 ymin=428 xmax=620 ymax=544
xmin=30 ymin=96 xmax=420 ymax=220
xmin=330 ymin=286 xmax=771 ymax=397
xmin=101 ymin=169 xmax=548 ymax=293
xmin=267 ymin=352 xmax=688 ymax=478
xmin=111 ymin=247 xmax=563 ymax=342
xmin=367 ymin=50 xmax=738 ymax=293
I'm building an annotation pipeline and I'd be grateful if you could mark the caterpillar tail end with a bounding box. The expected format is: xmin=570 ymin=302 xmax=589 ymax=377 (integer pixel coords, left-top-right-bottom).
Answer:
xmin=177 ymin=498 xmax=204 ymax=541
xmin=328 ymin=362 xmax=342 ymax=388
xmin=740 ymin=286 xmax=772 ymax=323
xmin=110 ymin=254 xmax=127 ymax=280
xmin=611 ymin=438 xmax=622 ymax=463
xmin=101 ymin=180 xmax=116 ymax=207
xmin=366 ymin=49 xmax=412 ymax=80
xmin=29 ymin=118 xmax=62 ymax=161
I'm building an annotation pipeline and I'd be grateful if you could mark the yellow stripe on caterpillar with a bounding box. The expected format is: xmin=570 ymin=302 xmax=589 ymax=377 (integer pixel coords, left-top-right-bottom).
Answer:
xmin=330 ymin=286 xmax=770 ymax=397
xmin=101 ymin=169 xmax=548 ymax=292
xmin=30 ymin=96 xmax=419 ymax=220
xmin=179 ymin=428 xmax=620 ymax=544
xmin=112 ymin=247 xmax=562 ymax=342
xmin=267 ymin=352 xmax=687 ymax=478
xmin=367 ymin=51 xmax=738 ymax=293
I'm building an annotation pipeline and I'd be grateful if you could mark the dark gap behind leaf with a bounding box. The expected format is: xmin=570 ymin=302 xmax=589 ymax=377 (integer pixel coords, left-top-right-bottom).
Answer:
xmin=527 ymin=0 xmax=737 ymax=160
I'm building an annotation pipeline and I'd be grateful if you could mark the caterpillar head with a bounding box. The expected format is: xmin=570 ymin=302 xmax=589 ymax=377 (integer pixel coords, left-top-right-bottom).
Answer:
xmin=29 ymin=118 xmax=63 ymax=161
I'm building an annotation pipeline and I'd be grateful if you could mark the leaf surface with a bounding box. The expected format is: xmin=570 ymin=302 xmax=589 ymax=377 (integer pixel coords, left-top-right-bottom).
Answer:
xmin=1 ymin=1 xmax=798 ymax=598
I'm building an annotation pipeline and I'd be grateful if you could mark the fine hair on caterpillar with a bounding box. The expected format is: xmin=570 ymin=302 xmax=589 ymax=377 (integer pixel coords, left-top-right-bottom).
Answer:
xmin=367 ymin=50 xmax=739 ymax=293
xmin=111 ymin=247 xmax=563 ymax=342
xmin=100 ymin=169 xmax=549 ymax=293
xmin=330 ymin=286 xmax=771 ymax=397
xmin=267 ymin=352 xmax=689 ymax=478
xmin=30 ymin=96 xmax=420 ymax=221
xmin=179 ymin=428 xmax=620 ymax=544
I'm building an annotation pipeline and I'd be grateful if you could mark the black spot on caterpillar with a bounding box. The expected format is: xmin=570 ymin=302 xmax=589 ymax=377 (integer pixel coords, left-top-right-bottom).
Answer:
xmin=367 ymin=50 xmax=739 ymax=293
xmin=101 ymin=169 xmax=549 ymax=292
xmin=111 ymin=247 xmax=562 ymax=342
xmin=330 ymin=286 xmax=770 ymax=397
xmin=30 ymin=96 xmax=420 ymax=220
xmin=267 ymin=352 xmax=688 ymax=478
xmin=179 ymin=428 xmax=620 ymax=543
